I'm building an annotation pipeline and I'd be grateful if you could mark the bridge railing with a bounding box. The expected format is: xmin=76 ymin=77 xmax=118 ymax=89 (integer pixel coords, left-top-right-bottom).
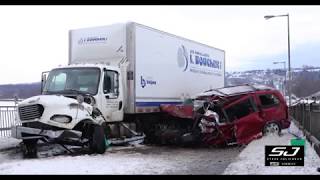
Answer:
xmin=290 ymin=102 xmax=320 ymax=141
xmin=0 ymin=106 xmax=21 ymax=137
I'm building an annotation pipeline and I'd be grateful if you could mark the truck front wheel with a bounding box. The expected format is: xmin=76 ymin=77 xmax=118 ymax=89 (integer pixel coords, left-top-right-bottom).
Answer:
xmin=22 ymin=139 xmax=38 ymax=158
xmin=89 ymin=125 xmax=106 ymax=154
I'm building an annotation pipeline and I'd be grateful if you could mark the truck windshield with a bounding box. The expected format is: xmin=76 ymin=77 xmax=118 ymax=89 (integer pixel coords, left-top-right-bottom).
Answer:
xmin=43 ymin=67 xmax=100 ymax=95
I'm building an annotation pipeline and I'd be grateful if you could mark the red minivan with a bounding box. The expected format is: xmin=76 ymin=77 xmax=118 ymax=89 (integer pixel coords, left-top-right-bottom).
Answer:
xmin=160 ymin=84 xmax=290 ymax=146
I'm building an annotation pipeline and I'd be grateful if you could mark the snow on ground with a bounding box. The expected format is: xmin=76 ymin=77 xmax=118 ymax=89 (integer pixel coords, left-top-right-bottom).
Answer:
xmin=0 ymin=137 xmax=21 ymax=151
xmin=223 ymin=122 xmax=320 ymax=175
xmin=0 ymin=138 xmax=241 ymax=174
xmin=0 ymin=137 xmax=23 ymax=165
xmin=0 ymin=147 xmax=175 ymax=174
xmin=3 ymin=119 xmax=318 ymax=174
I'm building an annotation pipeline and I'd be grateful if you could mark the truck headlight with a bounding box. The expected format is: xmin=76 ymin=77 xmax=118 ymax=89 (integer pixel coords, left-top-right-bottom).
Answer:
xmin=84 ymin=96 xmax=96 ymax=106
xmin=69 ymin=103 xmax=84 ymax=110
xmin=50 ymin=115 xmax=72 ymax=123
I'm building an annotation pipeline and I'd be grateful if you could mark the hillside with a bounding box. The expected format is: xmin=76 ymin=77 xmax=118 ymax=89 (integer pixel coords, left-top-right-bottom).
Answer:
xmin=227 ymin=67 xmax=320 ymax=98
xmin=1 ymin=67 xmax=320 ymax=100
xmin=0 ymin=82 xmax=41 ymax=99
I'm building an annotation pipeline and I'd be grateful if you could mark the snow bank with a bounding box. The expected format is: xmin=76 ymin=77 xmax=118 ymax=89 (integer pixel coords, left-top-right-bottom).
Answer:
xmin=0 ymin=137 xmax=21 ymax=151
xmin=223 ymin=123 xmax=320 ymax=174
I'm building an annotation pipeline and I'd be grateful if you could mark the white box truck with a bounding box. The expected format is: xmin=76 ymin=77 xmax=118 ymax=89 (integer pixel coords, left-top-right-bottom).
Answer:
xmin=11 ymin=22 xmax=225 ymax=156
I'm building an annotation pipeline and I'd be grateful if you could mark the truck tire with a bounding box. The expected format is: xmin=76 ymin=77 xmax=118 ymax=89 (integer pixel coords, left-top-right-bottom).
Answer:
xmin=22 ymin=139 xmax=38 ymax=158
xmin=89 ymin=125 xmax=106 ymax=154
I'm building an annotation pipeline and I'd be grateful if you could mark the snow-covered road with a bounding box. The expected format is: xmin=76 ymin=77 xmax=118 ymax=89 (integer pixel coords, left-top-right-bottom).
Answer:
xmin=1 ymin=122 xmax=319 ymax=174
xmin=0 ymin=139 xmax=242 ymax=174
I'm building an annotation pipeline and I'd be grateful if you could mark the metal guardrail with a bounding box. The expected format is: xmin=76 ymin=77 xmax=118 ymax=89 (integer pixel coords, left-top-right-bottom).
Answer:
xmin=290 ymin=103 xmax=320 ymax=141
xmin=0 ymin=106 xmax=19 ymax=137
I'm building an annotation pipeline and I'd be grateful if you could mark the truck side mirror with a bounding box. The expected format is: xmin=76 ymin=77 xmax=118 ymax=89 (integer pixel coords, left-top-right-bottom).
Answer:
xmin=41 ymin=71 xmax=49 ymax=94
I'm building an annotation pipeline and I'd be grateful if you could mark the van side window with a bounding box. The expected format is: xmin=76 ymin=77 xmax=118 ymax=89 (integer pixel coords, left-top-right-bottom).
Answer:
xmin=259 ymin=94 xmax=280 ymax=108
xmin=225 ymin=98 xmax=256 ymax=122
xmin=103 ymin=70 xmax=119 ymax=97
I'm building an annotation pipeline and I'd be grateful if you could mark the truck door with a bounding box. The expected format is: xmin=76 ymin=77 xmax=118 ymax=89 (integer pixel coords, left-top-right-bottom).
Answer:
xmin=225 ymin=97 xmax=265 ymax=144
xmin=101 ymin=68 xmax=124 ymax=122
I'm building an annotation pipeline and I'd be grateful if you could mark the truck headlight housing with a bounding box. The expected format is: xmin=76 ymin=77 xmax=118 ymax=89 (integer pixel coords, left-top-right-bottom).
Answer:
xmin=77 ymin=95 xmax=84 ymax=104
xmin=84 ymin=96 xmax=96 ymax=106
xmin=50 ymin=115 xmax=72 ymax=123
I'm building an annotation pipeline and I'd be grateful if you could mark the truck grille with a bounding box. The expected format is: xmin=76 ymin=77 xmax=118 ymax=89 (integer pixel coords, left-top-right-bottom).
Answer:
xmin=18 ymin=104 xmax=44 ymax=121
xmin=23 ymin=121 xmax=64 ymax=131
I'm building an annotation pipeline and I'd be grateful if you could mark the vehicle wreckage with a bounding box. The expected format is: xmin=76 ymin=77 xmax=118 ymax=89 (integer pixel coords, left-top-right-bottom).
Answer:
xmin=10 ymin=23 xmax=289 ymax=156
xmin=11 ymin=22 xmax=227 ymax=157
xmin=158 ymin=84 xmax=291 ymax=146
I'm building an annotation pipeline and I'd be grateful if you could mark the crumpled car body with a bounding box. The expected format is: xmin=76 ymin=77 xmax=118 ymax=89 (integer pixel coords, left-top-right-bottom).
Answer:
xmin=160 ymin=84 xmax=290 ymax=146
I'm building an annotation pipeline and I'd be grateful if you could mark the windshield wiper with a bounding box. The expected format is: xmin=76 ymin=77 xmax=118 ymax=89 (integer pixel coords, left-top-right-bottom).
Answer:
xmin=63 ymin=88 xmax=92 ymax=95
xmin=44 ymin=88 xmax=92 ymax=95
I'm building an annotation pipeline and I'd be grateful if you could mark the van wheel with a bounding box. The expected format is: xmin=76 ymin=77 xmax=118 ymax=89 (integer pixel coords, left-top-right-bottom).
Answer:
xmin=22 ymin=139 xmax=38 ymax=158
xmin=89 ymin=125 xmax=106 ymax=154
xmin=263 ymin=122 xmax=281 ymax=136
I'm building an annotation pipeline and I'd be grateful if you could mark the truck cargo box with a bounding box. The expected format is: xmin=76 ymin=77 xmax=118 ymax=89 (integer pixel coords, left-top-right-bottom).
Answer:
xmin=69 ymin=22 xmax=225 ymax=114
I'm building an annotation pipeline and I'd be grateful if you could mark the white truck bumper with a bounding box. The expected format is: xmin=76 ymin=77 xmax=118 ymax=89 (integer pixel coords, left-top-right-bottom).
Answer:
xmin=11 ymin=126 xmax=82 ymax=140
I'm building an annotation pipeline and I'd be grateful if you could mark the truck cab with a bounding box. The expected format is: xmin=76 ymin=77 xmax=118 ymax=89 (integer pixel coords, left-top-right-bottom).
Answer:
xmin=11 ymin=64 xmax=129 ymax=157
xmin=42 ymin=65 xmax=124 ymax=123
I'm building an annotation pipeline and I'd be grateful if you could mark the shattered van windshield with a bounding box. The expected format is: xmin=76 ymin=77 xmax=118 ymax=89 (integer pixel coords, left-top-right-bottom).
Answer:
xmin=43 ymin=67 xmax=101 ymax=95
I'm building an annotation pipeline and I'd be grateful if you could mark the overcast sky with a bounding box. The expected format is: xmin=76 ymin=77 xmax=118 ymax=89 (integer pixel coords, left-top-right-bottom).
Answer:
xmin=1 ymin=5 xmax=320 ymax=84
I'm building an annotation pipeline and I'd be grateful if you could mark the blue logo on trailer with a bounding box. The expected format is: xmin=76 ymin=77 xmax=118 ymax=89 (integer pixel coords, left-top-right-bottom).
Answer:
xmin=177 ymin=45 xmax=189 ymax=72
xmin=141 ymin=76 xmax=146 ymax=88
xmin=78 ymin=36 xmax=108 ymax=45
xmin=177 ymin=45 xmax=222 ymax=72
xmin=140 ymin=76 xmax=156 ymax=88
